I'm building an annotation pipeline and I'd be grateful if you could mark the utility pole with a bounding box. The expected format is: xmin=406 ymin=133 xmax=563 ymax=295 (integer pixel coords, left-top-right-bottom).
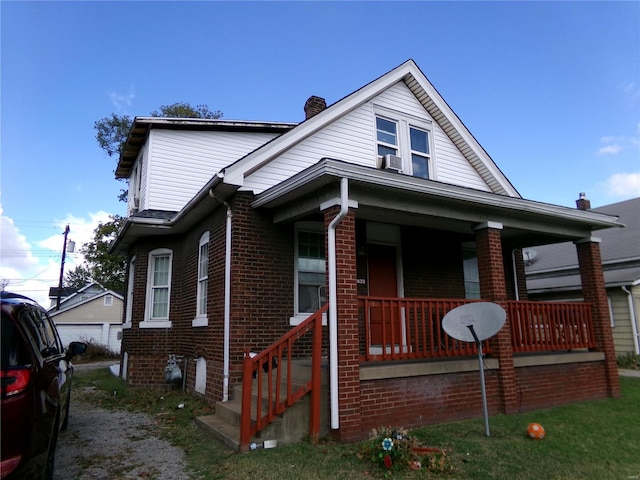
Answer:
xmin=56 ymin=224 xmax=70 ymax=310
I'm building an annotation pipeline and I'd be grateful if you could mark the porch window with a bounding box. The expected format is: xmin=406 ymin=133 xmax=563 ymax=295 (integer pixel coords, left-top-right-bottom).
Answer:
xmin=193 ymin=232 xmax=209 ymax=327
xmin=295 ymin=228 xmax=326 ymax=315
xmin=463 ymin=246 xmax=480 ymax=299
xmin=141 ymin=248 xmax=173 ymax=328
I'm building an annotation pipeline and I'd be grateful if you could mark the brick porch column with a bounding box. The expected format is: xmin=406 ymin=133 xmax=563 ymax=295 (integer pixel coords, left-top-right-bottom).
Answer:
xmin=575 ymin=237 xmax=621 ymax=398
xmin=474 ymin=222 xmax=518 ymax=414
xmin=323 ymin=206 xmax=361 ymax=442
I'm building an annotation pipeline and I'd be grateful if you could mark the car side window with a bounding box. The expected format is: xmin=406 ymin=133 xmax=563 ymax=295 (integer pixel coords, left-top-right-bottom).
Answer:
xmin=1 ymin=315 xmax=31 ymax=368
xmin=21 ymin=309 xmax=61 ymax=358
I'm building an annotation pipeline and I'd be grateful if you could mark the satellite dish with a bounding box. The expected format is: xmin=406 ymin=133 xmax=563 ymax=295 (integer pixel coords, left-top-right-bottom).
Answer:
xmin=441 ymin=302 xmax=506 ymax=438
xmin=523 ymin=249 xmax=537 ymax=266
xmin=442 ymin=302 xmax=506 ymax=343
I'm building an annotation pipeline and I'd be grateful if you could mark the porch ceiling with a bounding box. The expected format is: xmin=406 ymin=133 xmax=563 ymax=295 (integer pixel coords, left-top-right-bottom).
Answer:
xmin=252 ymin=158 xmax=624 ymax=249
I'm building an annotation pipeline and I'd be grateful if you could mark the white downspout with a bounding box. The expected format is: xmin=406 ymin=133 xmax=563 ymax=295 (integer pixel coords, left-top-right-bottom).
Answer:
xmin=622 ymin=286 xmax=640 ymax=355
xmin=210 ymin=189 xmax=232 ymax=401
xmin=328 ymin=178 xmax=349 ymax=429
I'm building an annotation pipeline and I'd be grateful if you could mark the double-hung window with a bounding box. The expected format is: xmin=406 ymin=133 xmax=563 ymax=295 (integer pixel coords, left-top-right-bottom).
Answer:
xmin=142 ymin=248 xmax=173 ymax=328
xmin=124 ymin=256 xmax=136 ymax=329
xmin=293 ymin=224 xmax=327 ymax=322
xmin=193 ymin=232 xmax=209 ymax=327
xmin=410 ymin=127 xmax=430 ymax=179
xmin=376 ymin=117 xmax=398 ymax=157
xmin=375 ymin=110 xmax=433 ymax=179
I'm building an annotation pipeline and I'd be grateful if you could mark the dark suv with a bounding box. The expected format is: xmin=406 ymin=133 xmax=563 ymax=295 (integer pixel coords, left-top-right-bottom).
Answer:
xmin=1 ymin=291 xmax=86 ymax=479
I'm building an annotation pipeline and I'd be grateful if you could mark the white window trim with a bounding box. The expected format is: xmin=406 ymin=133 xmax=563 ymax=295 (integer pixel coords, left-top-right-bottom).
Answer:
xmin=123 ymin=256 xmax=135 ymax=329
xmin=290 ymin=221 xmax=327 ymax=326
xmin=141 ymin=248 xmax=173 ymax=329
xmin=104 ymin=295 xmax=113 ymax=307
xmin=193 ymin=232 xmax=210 ymax=327
xmin=373 ymin=105 xmax=435 ymax=179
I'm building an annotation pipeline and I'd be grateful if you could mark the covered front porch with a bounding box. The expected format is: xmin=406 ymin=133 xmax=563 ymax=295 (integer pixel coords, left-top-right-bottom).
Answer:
xmin=244 ymin=158 xmax=622 ymax=444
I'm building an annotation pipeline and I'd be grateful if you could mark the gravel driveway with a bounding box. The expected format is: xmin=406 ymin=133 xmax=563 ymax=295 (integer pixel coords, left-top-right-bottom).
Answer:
xmin=54 ymin=363 xmax=193 ymax=480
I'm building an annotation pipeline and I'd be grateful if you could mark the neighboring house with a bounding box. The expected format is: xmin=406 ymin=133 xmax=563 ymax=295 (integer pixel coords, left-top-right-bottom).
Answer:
xmin=111 ymin=59 xmax=623 ymax=447
xmin=48 ymin=282 xmax=123 ymax=353
xmin=526 ymin=197 xmax=640 ymax=356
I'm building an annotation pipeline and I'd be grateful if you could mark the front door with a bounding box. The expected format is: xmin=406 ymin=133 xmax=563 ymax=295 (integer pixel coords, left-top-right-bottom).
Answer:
xmin=367 ymin=244 xmax=403 ymax=349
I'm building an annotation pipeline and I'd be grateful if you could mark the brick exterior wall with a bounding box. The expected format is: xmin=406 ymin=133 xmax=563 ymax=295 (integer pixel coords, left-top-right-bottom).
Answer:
xmin=360 ymin=371 xmax=501 ymax=434
xmin=324 ymin=207 xmax=361 ymax=442
xmin=356 ymin=360 xmax=609 ymax=440
xmin=120 ymin=196 xmax=617 ymax=443
xmin=475 ymin=225 xmax=519 ymax=414
xmin=576 ymin=239 xmax=621 ymax=398
xmin=401 ymin=227 xmax=467 ymax=299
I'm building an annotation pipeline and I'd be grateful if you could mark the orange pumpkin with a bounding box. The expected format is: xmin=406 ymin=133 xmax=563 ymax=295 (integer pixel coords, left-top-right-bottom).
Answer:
xmin=527 ymin=422 xmax=545 ymax=440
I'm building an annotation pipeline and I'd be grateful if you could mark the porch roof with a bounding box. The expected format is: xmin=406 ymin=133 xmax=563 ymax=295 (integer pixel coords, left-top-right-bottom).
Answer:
xmin=252 ymin=158 xmax=624 ymax=248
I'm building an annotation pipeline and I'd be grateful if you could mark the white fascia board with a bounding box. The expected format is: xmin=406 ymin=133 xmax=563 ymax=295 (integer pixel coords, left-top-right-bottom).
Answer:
xmin=253 ymin=159 xmax=623 ymax=231
xmin=223 ymin=61 xmax=417 ymax=187
xmin=407 ymin=66 xmax=520 ymax=198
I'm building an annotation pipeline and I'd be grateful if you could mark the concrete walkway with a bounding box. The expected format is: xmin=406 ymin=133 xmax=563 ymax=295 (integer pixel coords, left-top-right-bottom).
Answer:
xmin=619 ymin=369 xmax=640 ymax=378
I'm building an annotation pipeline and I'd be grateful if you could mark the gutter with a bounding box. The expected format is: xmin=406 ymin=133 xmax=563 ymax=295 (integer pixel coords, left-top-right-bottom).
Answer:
xmin=209 ymin=189 xmax=233 ymax=402
xmin=622 ymin=285 xmax=640 ymax=355
xmin=327 ymin=178 xmax=349 ymax=430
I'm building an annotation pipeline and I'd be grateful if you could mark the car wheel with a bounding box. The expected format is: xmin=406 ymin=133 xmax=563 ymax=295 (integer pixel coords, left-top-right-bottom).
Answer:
xmin=43 ymin=412 xmax=60 ymax=480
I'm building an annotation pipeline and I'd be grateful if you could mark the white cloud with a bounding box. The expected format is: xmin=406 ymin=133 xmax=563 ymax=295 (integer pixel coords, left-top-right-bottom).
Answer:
xmin=1 ymin=208 xmax=117 ymax=307
xmin=109 ymin=84 xmax=136 ymax=112
xmin=597 ymin=144 xmax=622 ymax=155
xmin=602 ymin=172 xmax=640 ymax=197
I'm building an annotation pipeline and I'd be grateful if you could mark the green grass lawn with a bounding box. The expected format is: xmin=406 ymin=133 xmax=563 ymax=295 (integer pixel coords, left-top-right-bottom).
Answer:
xmin=72 ymin=369 xmax=640 ymax=479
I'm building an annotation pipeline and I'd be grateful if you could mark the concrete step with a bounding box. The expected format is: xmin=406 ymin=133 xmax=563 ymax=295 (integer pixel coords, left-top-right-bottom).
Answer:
xmin=195 ymin=358 xmax=330 ymax=450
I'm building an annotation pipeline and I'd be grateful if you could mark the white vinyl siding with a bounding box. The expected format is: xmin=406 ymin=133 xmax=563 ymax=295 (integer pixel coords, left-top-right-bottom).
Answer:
xmin=244 ymin=81 xmax=490 ymax=194
xmin=144 ymin=129 xmax=280 ymax=212
xmin=609 ymin=289 xmax=636 ymax=355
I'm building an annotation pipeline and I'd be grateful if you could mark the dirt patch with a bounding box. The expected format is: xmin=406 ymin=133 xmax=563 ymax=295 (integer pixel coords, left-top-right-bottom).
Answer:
xmin=54 ymin=389 xmax=192 ymax=480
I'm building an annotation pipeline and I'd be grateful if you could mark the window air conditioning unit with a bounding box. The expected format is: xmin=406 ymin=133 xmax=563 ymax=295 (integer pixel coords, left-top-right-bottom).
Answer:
xmin=383 ymin=154 xmax=402 ymax=172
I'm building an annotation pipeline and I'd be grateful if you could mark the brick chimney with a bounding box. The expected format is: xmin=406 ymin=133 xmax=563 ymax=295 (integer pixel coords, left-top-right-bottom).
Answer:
xmin=576 ymin=192 xmax=591 ymax=210
xmin=304 ymin=96 xmax=326 ymax=120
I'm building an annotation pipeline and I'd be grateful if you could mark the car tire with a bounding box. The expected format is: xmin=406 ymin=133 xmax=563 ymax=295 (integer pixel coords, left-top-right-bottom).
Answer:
xmin=43 ymin=411 xmax=60 ymax=480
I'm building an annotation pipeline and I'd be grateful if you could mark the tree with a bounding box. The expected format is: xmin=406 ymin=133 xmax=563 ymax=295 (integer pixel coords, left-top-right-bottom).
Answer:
xmin=64 ymin=216 xmax=126 ymax=292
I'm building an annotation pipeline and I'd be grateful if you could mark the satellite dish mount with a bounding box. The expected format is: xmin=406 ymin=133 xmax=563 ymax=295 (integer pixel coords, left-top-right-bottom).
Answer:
xmin=442 ymin=302 xmax=506 ymax=437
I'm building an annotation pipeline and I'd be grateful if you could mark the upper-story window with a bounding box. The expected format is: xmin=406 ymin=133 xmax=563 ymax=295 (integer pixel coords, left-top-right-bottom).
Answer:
xmin=410 ymin=127 xmax=430 ymax=179
xmin=193 ymin=232 xmax=209 ymax=327
xmin=376 ymin=117 xmax=398 ymax=157
xmin=142 ymin=248 xmax=173 ymax=329
xmin=375 ymin=111 xmax=433 ymax=179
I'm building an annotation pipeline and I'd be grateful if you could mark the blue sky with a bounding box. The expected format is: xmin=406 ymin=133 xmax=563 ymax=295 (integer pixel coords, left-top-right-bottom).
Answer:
xmin=1 ymin=1 xmax=639 ymax=306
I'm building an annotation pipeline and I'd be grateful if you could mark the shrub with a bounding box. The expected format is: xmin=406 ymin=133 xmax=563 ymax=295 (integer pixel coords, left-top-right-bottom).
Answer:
xmin=617 ymin=352 xmax=640 ymax=370
xmin=73 ymin=338 xmax=119 ymax=363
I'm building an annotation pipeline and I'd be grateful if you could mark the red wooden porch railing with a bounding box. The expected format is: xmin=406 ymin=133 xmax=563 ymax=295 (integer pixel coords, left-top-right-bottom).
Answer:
xmin=239 ymin=304 xmax=327 ymax=452
xmin=503 ymin=300 xmax=596 ymax=352
xmin=358 ymin=297 xmax=597 ymax=361
xmin=358 ymin=296 xmax=490 ymax=361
